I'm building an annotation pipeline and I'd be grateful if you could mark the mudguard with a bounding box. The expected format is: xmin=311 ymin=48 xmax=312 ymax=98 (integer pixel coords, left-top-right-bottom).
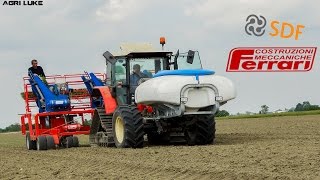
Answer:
xmin=92 ymin=87 xmax=117 ymax=114
xmin=89 ymin=87 xmax=116 ymax=146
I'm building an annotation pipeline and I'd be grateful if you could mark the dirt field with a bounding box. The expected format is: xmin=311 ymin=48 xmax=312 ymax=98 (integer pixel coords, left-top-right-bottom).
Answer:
xmin=0 ymin=115 xmax=319 ymax=180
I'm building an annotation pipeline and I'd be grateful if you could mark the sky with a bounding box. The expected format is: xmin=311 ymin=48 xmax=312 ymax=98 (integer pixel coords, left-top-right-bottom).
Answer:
xmin=0 ymin=0 xmax=319 ymax=128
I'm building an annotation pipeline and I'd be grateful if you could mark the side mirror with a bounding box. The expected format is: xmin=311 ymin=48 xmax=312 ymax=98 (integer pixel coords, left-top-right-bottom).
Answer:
xmin=187 ymin=50 xmax=195 ymax=64
xmin=103 ymin=51 xmax=116 ymax=64
xmin=173 ymin=49 xmax=179 ymax=69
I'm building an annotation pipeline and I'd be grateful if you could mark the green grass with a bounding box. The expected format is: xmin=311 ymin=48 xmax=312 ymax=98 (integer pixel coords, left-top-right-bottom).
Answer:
xmin=0 ymin=132 xmax=24 ymax=147
xmin=217 ymin=110 xmax=320 ymax=120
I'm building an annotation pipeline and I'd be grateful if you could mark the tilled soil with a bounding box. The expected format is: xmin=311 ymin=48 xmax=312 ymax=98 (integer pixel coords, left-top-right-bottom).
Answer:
xmin=0 ymin=115 xmax=319 ymax=180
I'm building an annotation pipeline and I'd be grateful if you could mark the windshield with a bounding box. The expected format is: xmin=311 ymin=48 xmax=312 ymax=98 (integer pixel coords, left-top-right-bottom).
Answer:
xmin=112 ymin=57 xmax=167 ymax=85
xmin=130 ymin=58 xmax=166 ymax=77
xmin=175 ymin=51 xmax=202 ymax=69
xmin=129 ymin=58 xmax=167 ymax=94
xmin=112 ymin=52 xmax=202 ymax=82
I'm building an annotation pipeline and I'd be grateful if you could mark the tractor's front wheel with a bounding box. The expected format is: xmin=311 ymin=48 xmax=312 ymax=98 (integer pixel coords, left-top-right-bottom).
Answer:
xmin=112 ymin=105 xmax=144 ymax=148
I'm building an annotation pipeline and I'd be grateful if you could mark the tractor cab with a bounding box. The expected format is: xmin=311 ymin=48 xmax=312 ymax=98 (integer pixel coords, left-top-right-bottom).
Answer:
xmin=104 ymin=49 xmax=203 ymax=105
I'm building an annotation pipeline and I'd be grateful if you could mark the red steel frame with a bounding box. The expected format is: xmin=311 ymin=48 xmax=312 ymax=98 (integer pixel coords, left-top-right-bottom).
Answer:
xmin=20 ymin=73 xmax=105 ymax=145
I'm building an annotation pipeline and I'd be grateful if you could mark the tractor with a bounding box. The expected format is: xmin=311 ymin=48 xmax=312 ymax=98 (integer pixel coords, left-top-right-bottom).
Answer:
xmin=83 ymin=42 xmax=236 ymax=148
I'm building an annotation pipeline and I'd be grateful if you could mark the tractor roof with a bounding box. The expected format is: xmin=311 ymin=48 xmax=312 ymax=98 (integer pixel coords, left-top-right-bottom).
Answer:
xmin=113 ymin=43 xmax=172 ymax=58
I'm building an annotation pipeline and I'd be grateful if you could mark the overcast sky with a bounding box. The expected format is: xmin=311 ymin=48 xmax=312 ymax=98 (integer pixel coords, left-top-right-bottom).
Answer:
xmin=0 ymin=0 xmax=319 ymax=128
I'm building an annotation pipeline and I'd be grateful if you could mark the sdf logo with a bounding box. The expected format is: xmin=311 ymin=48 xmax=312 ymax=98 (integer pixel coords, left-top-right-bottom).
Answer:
xmin=226 ymin=47 xmax=317 ymax=72
xmin=245 ymin=14 xmax=305 ymax=40
xmin=245 ymin=15 xmax=267 ymax=36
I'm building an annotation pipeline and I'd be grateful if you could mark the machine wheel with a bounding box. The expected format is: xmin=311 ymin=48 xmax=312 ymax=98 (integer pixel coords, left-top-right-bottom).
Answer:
xmin=112 ymin=105 xmax=144 ymax=148
xmin=64 ymin=136 xmax=73 ymax=148
xmin=36 ymin=136 xmax=47 ymax=150
xmin=185 ymin=115 xmax=216 ymax=145
xmin=26 ymin=132 xmax=36 ymax=150
xmin=46 ymin=136 xmax=55 ymax=150
xmin=72 ymin=136 xmax=79 ymax=147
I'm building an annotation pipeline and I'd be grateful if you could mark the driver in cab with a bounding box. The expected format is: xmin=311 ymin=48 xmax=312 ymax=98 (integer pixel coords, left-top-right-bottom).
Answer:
xmin=130 ymin=64 xmax=148 ymax=93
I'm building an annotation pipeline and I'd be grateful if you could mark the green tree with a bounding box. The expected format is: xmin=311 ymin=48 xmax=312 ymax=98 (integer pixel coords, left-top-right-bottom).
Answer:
xmin=302 ymin=101 xmax=311 ymax=110
xmin=309 ymin=105 xmax=320 ymax=111
xmin=216 ymin=110 xmax=230 ymax=117
xmin=259 ymin=105 xmax=269 ymax=114
xmin=295 ymin=103 xmax=303 ymax=111
xmin=294 ymin=101 xmax=320 ymax=111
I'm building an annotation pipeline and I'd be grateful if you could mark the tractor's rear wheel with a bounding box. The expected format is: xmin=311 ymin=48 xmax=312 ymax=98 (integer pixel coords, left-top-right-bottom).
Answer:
xmin=72 ymin=136 xmax=79 ymax=147
xmin=26 ymin=132 xmax=36 ymax=150
xmin=112 ymin=105 xmax=144 ymax=148
xmin=46 ymin=136 xmax=55 ymax=150
xmin=36 ymin=136 xmax=47 ymax=150
xmin=185 ymin=115 xmax=215 ymax=145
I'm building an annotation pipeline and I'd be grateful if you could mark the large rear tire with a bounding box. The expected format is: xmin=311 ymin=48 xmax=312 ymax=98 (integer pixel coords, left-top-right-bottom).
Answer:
xmin=36 ymin=136 xmax=47 ymax=150
xmin=185 ymin=115 xmax=215 ymax=145
xmin=26 ymin=132 xmax=36 ymax=150
xmin=112 ymin=105 xmax=144 ymax=148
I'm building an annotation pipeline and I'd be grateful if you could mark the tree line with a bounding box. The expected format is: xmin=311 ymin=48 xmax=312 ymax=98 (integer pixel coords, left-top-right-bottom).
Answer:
xmin=216 ymin=101 xmax=320 ymax=117
xmin=0 ymin=123 xmax=21 ymax=133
